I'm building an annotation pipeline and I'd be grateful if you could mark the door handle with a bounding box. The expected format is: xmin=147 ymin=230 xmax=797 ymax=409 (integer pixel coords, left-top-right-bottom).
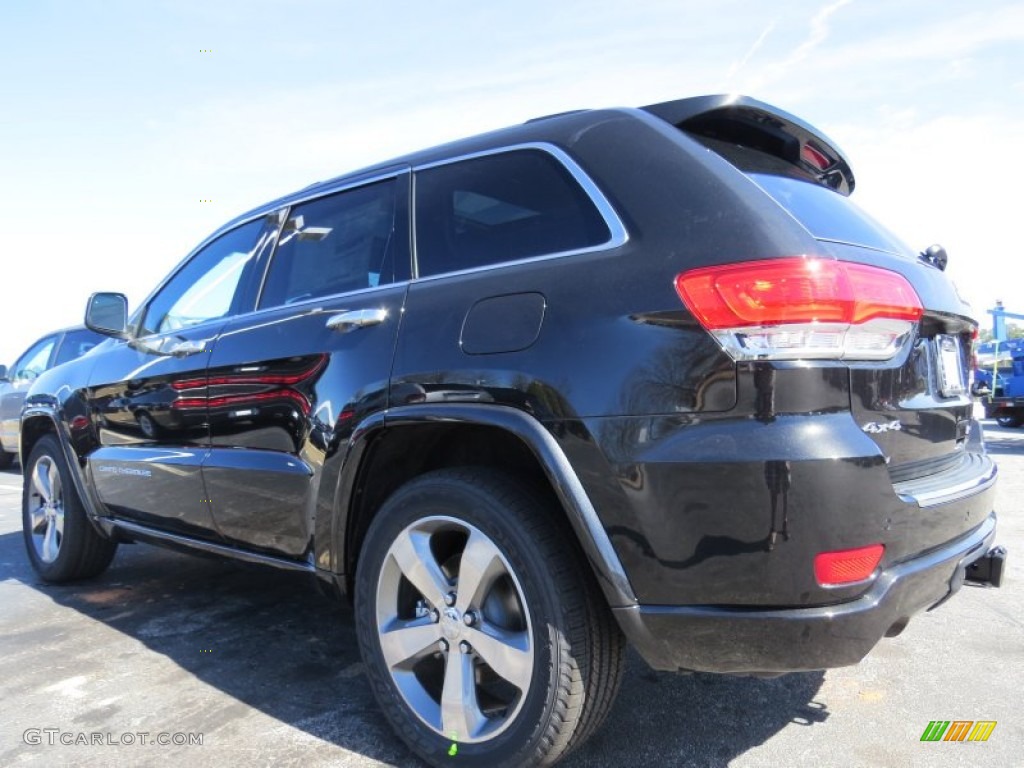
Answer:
xmin=326 ymin=308 xmax=388 ymax=333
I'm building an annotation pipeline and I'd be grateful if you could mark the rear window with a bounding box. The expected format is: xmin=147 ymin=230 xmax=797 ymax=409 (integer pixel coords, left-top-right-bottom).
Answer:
xmin=750 ymin=173 xmax=913 ymax=256
xmin=699 ymin=137 xmax=913 ymax=255
xmin=415 ymin=149 xmax=612 ymax=277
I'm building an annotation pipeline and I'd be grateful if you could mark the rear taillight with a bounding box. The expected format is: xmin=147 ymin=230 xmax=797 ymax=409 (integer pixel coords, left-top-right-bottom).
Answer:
xmin=814 ymin=544 xmax=884 ymax=586
xmin=675 ymin=257 xmax=923 ymax=361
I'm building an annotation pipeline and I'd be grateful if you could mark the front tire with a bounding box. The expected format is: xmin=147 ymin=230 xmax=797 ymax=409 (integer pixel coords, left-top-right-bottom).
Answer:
xmin=354 ymin=468 xmax=625 ymax=768
xmin=22 ymin=434 xmax=117 ymax=582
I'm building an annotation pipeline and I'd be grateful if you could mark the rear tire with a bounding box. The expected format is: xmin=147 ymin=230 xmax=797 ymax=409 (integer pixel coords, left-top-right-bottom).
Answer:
xmin=995 ymin=412 xmax=1024 ymax=428
xmin=0 ymin=448 xmax=14 ymax=470
xmin=22 ymin=435 xmax=117 ymax=582
xmin=354 ymin=468 xmax=625 ymax=768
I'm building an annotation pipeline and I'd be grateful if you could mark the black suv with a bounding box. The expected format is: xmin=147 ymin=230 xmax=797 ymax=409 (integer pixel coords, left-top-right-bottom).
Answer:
xmin=21 ymin=95 xmax=1003 ymax=767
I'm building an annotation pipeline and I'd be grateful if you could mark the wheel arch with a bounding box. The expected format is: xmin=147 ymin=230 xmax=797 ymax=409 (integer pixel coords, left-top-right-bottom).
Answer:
xmin=20 ymin=405 xmax=109 ymax=535
xmin=20 ymin=408 xmax=60 ymax=467
xmin=334 ymin=404 xmax=638 ymax=608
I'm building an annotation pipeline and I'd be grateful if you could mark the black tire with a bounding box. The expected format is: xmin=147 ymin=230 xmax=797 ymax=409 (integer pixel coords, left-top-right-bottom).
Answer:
xmin=354 ymin=468 xmax=625 ymax=768
xmin=995 ymin=413 xmax=1024 ymax=428
xmin=0 ymin=447 xmax=14 ymax=470
xmin=22 ymin=434 xmax=117 ymax=582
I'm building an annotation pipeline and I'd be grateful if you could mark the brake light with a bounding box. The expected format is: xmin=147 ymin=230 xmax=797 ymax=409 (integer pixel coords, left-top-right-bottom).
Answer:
xmin=801 ymin=143 xmax=831 ymax=171
xmin=814 ymin=544 xmax=884 ymax=586
xmin=675 ymin=257 xmax=923 ymax=361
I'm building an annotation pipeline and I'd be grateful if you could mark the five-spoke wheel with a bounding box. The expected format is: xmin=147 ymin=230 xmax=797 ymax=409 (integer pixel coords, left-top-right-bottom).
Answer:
xmin=22 ymin=435 xmax=117 ymax=582
xmin=376 ymin=516 xmax=534 ymax=743
xmin=27 ymin=454 xmax=64 ymax=563
xmin=355 ymin=468 xmax=625 ymax=768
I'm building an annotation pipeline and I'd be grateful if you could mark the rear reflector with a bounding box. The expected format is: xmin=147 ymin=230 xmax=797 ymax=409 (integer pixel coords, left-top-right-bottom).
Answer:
xmin=675 ymin=257 xmax=923 ymax=361
xmin=814 ymin=544 xmax=884 ymax=586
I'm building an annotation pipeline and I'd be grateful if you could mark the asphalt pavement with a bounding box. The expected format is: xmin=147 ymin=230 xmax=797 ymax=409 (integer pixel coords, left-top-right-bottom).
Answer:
xmin=0 ymin=422 xmax=1021 ymax=767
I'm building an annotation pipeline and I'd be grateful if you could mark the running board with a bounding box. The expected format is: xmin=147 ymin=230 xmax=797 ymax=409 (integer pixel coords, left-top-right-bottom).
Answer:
xmin=107 ymin=519 xmax=316 ymax=574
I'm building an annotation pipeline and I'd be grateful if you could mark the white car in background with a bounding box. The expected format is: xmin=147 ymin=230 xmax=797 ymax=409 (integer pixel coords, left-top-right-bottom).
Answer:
xmin=0 ymin=327 xmax=103 ymax=468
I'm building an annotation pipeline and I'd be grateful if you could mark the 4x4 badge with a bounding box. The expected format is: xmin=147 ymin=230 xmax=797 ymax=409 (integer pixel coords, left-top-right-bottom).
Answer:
xmin=862 ymin=420 xmax=903 ymax=434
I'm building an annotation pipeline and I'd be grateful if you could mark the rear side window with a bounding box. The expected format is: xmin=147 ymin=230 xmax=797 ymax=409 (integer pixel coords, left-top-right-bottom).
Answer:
xmin=415 ymin=149 xmax=611 ymax=277
xmin=259 ymin=179 xmax=399 ymax=309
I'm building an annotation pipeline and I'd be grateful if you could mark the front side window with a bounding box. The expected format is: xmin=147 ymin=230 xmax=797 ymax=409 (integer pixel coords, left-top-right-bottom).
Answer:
xmin=414 ymin=149 xmax=612 ymax=277
xmin=13 ymin=336 xmax=57 ymax=381
xmin=259 ymin=179 xmax=399 ymax=309
xmin=142 ymin=219 xmax=265 ymax=336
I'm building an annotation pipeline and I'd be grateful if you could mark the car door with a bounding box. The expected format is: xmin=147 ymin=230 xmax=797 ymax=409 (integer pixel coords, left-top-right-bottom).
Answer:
xmin=203 ymin=171 xmax=410 ymax=559
xmin=0 ymin=333 xmax=59 ymax=452
xmin=86 ymin=217 xmax=274 ymax=540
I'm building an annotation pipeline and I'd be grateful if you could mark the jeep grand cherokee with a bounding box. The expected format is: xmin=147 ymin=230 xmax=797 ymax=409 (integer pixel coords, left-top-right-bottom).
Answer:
xmin=21 ymin=95 xmax=1004 ymax=768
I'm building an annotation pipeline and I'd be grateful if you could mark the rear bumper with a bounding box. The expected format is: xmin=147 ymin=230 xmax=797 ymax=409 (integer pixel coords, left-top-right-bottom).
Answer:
xmin=615 ymin=512 xmax=999 ymax=674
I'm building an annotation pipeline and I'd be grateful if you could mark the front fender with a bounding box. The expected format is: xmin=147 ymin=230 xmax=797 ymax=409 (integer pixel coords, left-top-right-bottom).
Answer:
xmin=20 ymin=402 xmax=110 ymax=538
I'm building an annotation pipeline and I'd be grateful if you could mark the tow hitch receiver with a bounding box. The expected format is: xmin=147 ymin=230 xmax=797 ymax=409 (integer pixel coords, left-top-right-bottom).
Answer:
xmin=965 ymin=546 xmax=1007 ymax=588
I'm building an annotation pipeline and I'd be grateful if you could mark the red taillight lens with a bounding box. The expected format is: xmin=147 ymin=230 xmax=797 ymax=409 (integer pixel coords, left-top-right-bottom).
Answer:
xmin=814 ymin=544 xmax=884 ymax=586
xmin=675 ymin=257 xmax=923 ymax=361
xmin=675 ymin=257 xmax=922 ymax=328
xmin=844 ymin=263 xmax=924 ymax=324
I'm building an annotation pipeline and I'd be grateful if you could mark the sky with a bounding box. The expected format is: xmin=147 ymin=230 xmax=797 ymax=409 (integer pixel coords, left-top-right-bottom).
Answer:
xmin=1 ymin=0 xmax=1023 ymax=366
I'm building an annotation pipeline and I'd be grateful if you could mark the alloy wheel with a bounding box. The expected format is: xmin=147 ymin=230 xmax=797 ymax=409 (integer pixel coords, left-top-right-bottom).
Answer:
xmin=27 ymin=455 xmax=64 ymax=563
xmin=374 ymin=516 xmax=534 ymax=744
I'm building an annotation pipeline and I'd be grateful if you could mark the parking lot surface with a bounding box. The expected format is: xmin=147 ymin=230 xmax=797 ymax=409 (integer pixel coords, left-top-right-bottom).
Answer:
xmin=1 ymin=422 xmax=1021 ymax=767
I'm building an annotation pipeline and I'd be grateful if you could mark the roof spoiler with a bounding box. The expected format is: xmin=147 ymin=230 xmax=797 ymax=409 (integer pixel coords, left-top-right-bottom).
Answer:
xmin=642 ymin=95 xmax=855 ymax=196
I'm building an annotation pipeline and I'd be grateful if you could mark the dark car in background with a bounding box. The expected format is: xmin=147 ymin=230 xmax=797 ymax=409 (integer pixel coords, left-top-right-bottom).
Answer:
xmin=0 ymin=327 xmax=103 ymax=468
xmin=19 ymin=95 xmax=1004 ymax=767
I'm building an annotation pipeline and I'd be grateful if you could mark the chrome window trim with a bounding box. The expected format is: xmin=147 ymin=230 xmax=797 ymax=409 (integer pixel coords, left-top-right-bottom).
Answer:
xmin=249 ymin=279 xmax=412 ymax=319
xmin=125 ymin=279 xmax=414 ymax=350
xmin=250 ymin=209 xmax=288 ymax=312
xmin=253 ymin=171 xmax=409 ymax=311
xmin=197 ymin=167 xmax=410 ymax=256
xmin=411 ymin=142 xmax=629 ymax=282
xmin=132 ymin=169 xmax=410 ymax=333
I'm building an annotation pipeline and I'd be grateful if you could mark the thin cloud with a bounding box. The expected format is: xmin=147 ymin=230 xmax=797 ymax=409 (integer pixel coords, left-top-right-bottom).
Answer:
xmin=792 ymin=0 xmax=855 ymax=65
xmin=798 ymin=3 xmax=1024 ymax=70
xmin=727 ymin=21 xmax=776 ymax=80
xmin=742 ymin=0 xmax=854 ymax=90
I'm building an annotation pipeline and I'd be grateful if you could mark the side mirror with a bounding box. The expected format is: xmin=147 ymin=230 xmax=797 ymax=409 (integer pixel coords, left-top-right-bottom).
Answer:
xmin=85 ymin=293 xmax=130 ymax=338
xmin=0 ymin=364 xmax=8 ymax=382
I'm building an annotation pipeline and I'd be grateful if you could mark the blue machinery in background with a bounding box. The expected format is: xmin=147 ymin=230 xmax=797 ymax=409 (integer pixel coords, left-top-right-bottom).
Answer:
xmin=977 ymin=302 xmax=1024 ymax=427
xmin=988 ymin=301 xmax=1024 ymax=342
